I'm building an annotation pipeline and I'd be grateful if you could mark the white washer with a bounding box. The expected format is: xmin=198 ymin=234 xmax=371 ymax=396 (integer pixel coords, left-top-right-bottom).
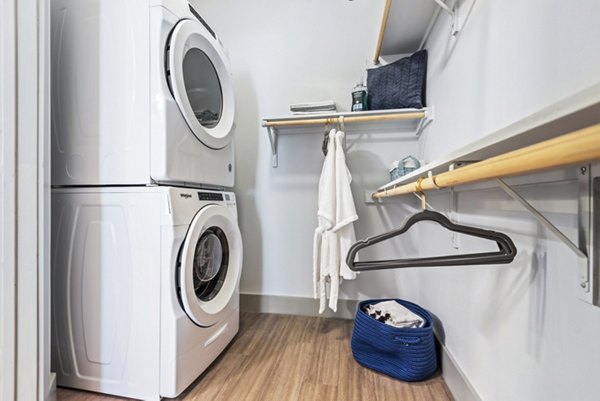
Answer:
xmin=51 ymin=186 xmax=242 ymax=400
xmin=51 ymin=0 xmax=236 ymax=188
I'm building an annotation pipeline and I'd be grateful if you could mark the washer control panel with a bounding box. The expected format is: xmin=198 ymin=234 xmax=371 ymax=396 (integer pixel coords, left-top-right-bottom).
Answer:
xmin=170 ymin=188 xmax=237 ymax=222
xmin=197 ymin=191 xmax=223 ymax=201
xmin=196 ymin=190 xmax=236 ymax=207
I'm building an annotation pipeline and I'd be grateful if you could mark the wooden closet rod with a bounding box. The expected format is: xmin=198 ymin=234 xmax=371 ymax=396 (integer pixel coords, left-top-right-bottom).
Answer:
xmin=263 ymin=111 xmax=426 ymax=128
xmin=373 ymin=0 xmax=392 ymax=64
xmin=373 ymin=122 xmax=600 ymax=199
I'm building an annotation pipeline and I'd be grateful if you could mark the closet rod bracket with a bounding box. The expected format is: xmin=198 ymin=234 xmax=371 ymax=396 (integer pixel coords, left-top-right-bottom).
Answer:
xmin=576 ymin=163 xmax=598 ymax=304
xmin=497 ymin=168 xmax=599 ymax=305
xmin=497 ymin=178 xmax=586 ymax=259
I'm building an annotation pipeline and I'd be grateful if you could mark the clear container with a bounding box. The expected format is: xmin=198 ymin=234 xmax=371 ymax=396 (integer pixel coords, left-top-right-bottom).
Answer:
xmin=389 ymin=156 xmax=421 ymax=181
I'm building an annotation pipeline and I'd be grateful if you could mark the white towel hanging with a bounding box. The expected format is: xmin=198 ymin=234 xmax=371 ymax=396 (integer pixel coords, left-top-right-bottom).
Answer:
xmin=313 ymin=129 xmax=358 ymax=313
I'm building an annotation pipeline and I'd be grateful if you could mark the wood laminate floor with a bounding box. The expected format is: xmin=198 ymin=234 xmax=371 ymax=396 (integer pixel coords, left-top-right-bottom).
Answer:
xmin=58 ymin=313 xmax=453 ymax=401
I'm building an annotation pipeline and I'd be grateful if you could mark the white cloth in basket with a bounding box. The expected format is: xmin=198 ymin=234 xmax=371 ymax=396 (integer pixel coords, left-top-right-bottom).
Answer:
xmin=364 ymin=301 xmax=425 ymax=328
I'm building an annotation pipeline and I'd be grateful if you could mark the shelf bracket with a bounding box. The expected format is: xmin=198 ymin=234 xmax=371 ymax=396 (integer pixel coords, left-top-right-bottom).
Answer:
xmin=267 ymin=126 xmax=278 ymax=167
xmin=415 ymin=105 xmax=434 ymax=136
xmin=433 ymin=0 xmax=453 ymax=16
xmin=432 ymin=0 xmax=460 ymax=36
xmin=497 ymin=172 xmax=598 ymax=305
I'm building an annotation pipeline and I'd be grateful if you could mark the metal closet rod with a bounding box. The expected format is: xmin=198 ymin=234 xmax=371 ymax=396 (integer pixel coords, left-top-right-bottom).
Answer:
xmin=372 ymin=122 xmax=600 ymax=199
xmin=262 ymin=111 xmax=426 ymax=128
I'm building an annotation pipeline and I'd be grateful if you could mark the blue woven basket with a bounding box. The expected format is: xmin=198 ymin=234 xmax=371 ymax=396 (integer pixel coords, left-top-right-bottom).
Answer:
xmin=351 ymin=299 xmax=437 ymax=382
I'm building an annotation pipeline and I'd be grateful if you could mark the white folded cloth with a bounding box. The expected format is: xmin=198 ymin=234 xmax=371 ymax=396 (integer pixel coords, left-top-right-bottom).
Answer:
xmin=290 ymin=100 xmax=337 ymax=114
xmin=291 ymin=110 xmax=336 ymax=115
xmin=364 ymin=301 xmax=425 ymax=328
xmin=290 ymin=100 xmax=336 ymax=110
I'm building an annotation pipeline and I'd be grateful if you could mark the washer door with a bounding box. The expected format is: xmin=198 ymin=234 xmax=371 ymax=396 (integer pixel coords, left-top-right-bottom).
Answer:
xmin=167 ymin=19 xmax=235 ymax=150
xmin=179 ymin=204 xmax=242 ymax=327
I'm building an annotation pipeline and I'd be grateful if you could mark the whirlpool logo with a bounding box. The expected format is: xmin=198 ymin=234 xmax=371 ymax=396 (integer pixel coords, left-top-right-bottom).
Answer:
xmin=179 ymin=193 xmax=192 ymax=199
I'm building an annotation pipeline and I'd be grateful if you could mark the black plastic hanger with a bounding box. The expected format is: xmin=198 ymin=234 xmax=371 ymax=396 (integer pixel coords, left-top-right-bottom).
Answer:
xmin=322 ymin=122 xmax=331 ymax=156
xmin=346 ymin=209 xmax=517 ymax=272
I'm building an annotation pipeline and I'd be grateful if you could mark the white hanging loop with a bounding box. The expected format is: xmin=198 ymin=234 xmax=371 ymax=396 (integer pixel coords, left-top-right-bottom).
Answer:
xmin=428 ymin=170 xmax=442 ymax=189
xmin=338 ymin=116 xmax=347 ymax=148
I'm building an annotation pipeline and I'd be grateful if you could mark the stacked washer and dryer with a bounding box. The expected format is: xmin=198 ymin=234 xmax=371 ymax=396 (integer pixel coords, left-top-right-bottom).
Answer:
xmin=50 ymin=0 xmax=242 ymax=399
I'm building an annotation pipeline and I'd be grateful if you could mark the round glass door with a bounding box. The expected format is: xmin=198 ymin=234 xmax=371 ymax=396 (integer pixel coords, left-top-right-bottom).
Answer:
xmin=178 ymin=204 xmax=242 ymax=327
xmin=193 ymin=227 xmax=228 ymax=302
xmin=167 ymin=19 xmax=235 ymax=150
xmin=182 ymin=49 xmax=222 ymax=129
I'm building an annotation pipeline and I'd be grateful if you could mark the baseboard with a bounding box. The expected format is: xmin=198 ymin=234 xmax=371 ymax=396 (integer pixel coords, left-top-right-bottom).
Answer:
xmin=437 ymin=340 xmax=481 ymax=401
xmin=46 ymin=372 xmax=57 ymax=401
xmin=240 ymin=293 xmax=358 ymax=319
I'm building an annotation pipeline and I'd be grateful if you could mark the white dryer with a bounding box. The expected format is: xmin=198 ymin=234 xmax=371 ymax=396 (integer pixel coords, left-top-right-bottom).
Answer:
xmin=51 ymin=186 xmax=242 ymax=400
xmin=51 ymin=0 xmax=236 ymax=188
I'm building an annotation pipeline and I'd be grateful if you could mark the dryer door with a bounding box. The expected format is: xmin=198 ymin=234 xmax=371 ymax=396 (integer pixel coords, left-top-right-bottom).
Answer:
xmin=167 ymin=19 xmax=235 ymax=150
xmin=178 ymin=204 xmax=242 ymax=327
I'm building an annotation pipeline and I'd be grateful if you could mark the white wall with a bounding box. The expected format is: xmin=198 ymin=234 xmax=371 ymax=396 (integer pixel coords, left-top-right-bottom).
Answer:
xmin=196 ymin=0 xmax=600 ymax=400
xmin=197 ymin=0 xmax=426 ymax=310
xmin=417 ymin=0 xmax=600 ymax=400
xmin=421 ymin=0 xmax=600 ymax=162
